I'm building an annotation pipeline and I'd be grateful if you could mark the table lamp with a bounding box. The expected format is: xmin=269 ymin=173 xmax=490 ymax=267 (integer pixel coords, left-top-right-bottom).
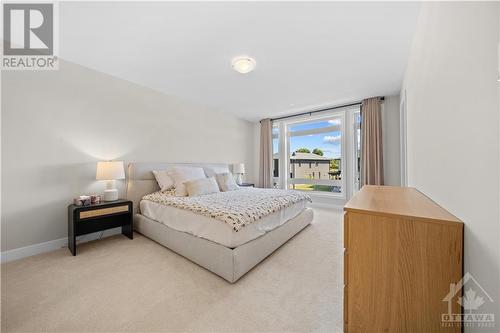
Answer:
xmin=232 ymin=163 xmax=245 ymax=185
xmin=96 ymin=161 xmax=125 ymax=201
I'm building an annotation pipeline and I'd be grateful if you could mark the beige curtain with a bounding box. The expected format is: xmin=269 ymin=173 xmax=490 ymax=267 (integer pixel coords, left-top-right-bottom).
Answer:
xmin=259 ymin=118 xmax=273 ymax=188
xmin=361 ymin=97 xmax=384 ymax=186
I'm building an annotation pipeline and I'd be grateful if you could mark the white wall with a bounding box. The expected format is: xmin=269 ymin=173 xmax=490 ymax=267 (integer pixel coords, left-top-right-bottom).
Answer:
xmin=1 ymin=60 xmax=256 ymax=252
xmin=381 ymin=95 xmax=401 ymax=186
xmin=402 ymin=2 xmax=500 ymax=328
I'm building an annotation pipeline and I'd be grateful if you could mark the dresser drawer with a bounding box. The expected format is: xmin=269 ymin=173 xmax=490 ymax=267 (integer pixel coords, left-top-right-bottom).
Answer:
xmin=79 ymin=204 xmax=129 ymax=219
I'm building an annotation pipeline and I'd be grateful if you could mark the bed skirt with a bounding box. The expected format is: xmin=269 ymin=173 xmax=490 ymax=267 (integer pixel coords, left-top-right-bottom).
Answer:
xmin=134 ymin=208 xmax=313 ymax=283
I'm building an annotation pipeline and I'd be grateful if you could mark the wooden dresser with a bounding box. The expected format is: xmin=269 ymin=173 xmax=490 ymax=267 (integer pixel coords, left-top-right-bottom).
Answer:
xmin=343 ymin=186 xmax=463 ymax=332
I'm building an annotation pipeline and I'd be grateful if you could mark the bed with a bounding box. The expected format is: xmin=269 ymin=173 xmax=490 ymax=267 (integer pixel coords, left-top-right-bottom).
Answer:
xmin=126 ymin=162 xmax=313 ymax=283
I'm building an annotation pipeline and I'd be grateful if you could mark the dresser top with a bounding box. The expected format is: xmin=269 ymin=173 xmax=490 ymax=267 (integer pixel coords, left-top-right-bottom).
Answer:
xmin=344 ymin=186 xmax=462 ymax=224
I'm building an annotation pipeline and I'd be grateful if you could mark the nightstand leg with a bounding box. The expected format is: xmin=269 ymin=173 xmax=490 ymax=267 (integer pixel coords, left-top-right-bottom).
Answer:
xmin=68 ymin=236 xmax=76 ymax=256
xmin=122 ymin=223 xmax=133 ymax=239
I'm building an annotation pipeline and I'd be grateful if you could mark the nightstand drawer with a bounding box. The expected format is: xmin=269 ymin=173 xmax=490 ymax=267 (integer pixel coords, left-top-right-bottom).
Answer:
xmin=79 ymin=205 xmax=129 ymax=219
xmin=75 ymin=214 xmax=130 ymax=235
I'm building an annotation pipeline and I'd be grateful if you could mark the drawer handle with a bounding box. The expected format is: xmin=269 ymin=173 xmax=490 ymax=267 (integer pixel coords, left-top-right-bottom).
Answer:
xmin=79 ymin=205 xmax=129 ymax=219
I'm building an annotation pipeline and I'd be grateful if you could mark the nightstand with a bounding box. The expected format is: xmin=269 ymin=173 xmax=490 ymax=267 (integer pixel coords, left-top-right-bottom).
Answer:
xmin=68 ymin=199 xmax=133 ymax=255
xmin=239 ymin=183 xmax=255 ymax=187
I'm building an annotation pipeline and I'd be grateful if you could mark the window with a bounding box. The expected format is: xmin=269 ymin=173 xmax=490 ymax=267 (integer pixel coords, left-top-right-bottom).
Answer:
xmin=286 ymin=115 xmax=343 ymax=193
xmin=272 ymin=124 xmax=280 ymax=187
xmin=273 ymin=105 xmax=360 ymax=198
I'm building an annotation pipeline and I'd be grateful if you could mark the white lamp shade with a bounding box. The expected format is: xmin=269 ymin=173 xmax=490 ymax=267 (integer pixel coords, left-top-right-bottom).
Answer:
xmin=232 ymin=163 xmax=245 ymax=174
xmin=96 ymin=161 xmax=125 ymax=180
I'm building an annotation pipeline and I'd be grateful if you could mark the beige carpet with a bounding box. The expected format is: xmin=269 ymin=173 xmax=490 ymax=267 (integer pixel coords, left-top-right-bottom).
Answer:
xmin=1 ymin=207 xmax=343 ymax=333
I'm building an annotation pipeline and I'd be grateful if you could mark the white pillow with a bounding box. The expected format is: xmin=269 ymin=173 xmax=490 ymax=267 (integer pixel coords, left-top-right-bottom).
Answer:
xmin=215 ymin=172 xmax=239 ymax=192
xmin=168 ymin=166 xmax=206 ymax=196
xmin=203 ymin=166 xmax=230 ymax=178
xmin=152 ymin=169 xmax=174 ymax=191
xmin=185 ymin=177 xmax=220 ymax=196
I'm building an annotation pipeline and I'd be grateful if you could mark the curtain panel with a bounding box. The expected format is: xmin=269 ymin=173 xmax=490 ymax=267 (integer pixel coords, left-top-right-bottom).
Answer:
xmin=361 ymin=97 xmax=384 ymax=186
xmin=259 ymin=118 xmax=273 ymax=188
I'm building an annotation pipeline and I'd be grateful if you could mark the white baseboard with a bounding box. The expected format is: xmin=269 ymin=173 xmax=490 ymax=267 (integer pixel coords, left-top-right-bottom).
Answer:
xmin=1 ymin=228 xmax=122 ymax=264
xmin=1 ymin=237 xmax=67 ymax=263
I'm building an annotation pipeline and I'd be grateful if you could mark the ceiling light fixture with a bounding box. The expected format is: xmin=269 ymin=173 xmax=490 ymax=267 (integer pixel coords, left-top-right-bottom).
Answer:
xmin=232 ymin=56 xmax=256 ymax=74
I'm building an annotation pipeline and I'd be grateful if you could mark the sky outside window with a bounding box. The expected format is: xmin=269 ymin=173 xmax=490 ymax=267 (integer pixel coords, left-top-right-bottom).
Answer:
xmin=285 ymin=119 xmax=342 ymax=159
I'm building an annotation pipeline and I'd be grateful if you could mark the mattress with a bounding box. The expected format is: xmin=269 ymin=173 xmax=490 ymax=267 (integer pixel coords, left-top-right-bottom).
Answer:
xmin=140 ymin=199 xmax=308 ymax=248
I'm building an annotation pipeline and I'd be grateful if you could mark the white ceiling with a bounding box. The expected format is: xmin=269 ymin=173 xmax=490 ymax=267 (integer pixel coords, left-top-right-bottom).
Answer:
xmin=60 ymin=2 xmax=421 ymax=121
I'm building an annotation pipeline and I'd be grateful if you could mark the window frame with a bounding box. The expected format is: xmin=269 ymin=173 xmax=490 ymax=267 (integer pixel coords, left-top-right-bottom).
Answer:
xmin=272 ymin=123 xmax=281 ymax=188
xmin=352 ymin=110 xmax=361 ymax=195
xmin=280 ymin=110 xmax=347 ymax=198
xmin=272 ymin=105 xmax=360 ymax=200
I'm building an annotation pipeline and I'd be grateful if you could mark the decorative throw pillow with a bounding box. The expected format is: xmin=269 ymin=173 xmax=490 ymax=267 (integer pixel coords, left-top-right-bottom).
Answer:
xmin=185 ymin=177 xmax=220 ymax=197
xmin=152 ymin=169 xmax=174 ymax=191
xmin=168 ymin=166 xmax=206 ymax=196
xmin=215 ymin=172 xmax=239 ymax=192
xmin=203 ymin=166 xmax=230 ymax=178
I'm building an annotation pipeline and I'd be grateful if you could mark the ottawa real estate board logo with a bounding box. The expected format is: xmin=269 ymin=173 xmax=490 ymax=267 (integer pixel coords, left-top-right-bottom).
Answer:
xmin=442 ymin=272 xmax=495 ymax=328
xmin=2 ymin=2 xmax=58 ymax=70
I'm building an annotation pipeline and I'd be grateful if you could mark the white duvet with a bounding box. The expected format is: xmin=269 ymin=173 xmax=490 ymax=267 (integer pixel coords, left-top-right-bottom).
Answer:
xmin=141 ymin=187 xmax=311 ymax=231
xmin=140 ymin=188 xmax=311 ymax=247
xmin=140 ymin=198 xmax=308 ymax=248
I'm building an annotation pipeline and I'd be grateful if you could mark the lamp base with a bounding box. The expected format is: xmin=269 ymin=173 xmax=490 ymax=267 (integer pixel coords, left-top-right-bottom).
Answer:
xmin=103 ymin=189 xmax=119 ymax=201
xmin=236 ymin=174 xmax=243 ymax=185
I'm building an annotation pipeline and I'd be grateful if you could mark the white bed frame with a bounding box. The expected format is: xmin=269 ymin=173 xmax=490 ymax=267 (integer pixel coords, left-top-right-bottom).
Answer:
xmin=126 ymin=162 xmax=313 ymax=283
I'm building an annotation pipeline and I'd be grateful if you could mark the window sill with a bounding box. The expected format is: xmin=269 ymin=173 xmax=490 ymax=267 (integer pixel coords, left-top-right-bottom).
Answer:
xmin=301 ymin=190 xmax=346 ymax=199
xmin=306 ymin=191 xmax=347 ymax=208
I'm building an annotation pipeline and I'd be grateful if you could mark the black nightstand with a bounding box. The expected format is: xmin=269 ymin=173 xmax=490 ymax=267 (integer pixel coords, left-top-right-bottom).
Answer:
xmin=239 ymin=183 xmax=255 ymax=187
xmin=68 ymin=199 xmax=133 ymax=255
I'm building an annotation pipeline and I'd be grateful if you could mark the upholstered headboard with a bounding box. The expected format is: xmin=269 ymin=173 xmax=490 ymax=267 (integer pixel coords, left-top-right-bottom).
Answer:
xmin=126 ymin=162 xmax=229 ymax=214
